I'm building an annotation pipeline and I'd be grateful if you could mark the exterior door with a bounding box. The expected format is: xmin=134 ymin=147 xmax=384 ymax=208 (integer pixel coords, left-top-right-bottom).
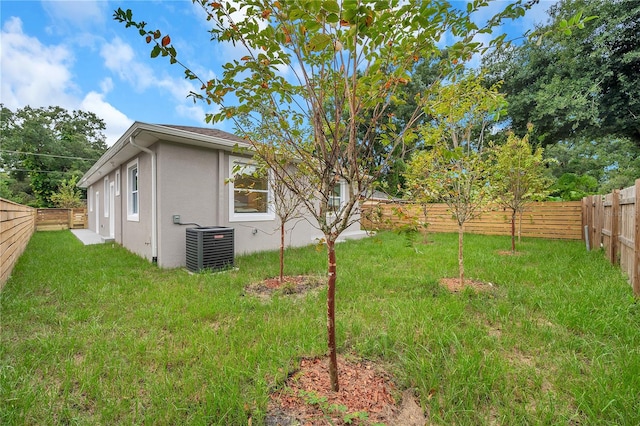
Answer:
xmin=109 ymin=182 xmax=115 ymax=238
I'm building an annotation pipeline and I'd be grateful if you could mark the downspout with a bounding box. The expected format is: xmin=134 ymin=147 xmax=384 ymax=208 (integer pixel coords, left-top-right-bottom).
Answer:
xmin=130 ymin=135 xmax=158 ymax=264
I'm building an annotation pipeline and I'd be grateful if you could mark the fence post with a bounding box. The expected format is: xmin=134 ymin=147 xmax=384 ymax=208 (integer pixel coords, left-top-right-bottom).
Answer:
xmin=609 ymin=190 xmax=620 ymax=265
xmin=633 ymin=179 xmax=640 ymax=298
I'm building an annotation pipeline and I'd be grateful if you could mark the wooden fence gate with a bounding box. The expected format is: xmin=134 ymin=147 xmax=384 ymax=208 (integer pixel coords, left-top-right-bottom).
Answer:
xmin=36 ymin=208 xmax=87 ymax=231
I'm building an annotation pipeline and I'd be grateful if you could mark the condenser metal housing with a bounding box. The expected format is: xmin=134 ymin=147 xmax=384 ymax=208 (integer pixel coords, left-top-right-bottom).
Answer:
xmin=186 ymin=227 xmax=234 ymax=273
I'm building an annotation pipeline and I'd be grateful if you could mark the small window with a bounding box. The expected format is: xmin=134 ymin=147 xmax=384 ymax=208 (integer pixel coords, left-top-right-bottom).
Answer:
xmin=329 ymin=180 xmax=347 ymax=213
xmin=229 ymin=156 xmax=274 ymax=222
xmin=88 ymin=186 xmax=93 ymax=212
xmin=127 ymin=159 xmax=139 ymax=221
xmin=115 ymin=170 xmax=120 ymax=196
xmin=104 ymin=177 xmax=109 ymax=217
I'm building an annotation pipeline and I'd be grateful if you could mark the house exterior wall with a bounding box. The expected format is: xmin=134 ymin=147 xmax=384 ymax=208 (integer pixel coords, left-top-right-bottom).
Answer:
xmin=121 ymin=150 xmax=154 ymax=262
xmin=154 ymin=143 xmax=329 ymax=268
xmin=84 ymin=130 xmax=367 ymax=270
xmin=156 ymin=142 xmax=220 ymax=268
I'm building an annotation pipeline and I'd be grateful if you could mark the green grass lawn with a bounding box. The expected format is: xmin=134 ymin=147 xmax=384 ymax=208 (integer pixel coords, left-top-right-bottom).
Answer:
xmin=2 ymin=230 xmax=639 ymax=425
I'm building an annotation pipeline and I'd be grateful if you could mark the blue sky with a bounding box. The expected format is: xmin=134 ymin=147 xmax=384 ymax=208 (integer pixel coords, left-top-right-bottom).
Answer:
xmin=1 ymin=0 xmax=557 ymax=146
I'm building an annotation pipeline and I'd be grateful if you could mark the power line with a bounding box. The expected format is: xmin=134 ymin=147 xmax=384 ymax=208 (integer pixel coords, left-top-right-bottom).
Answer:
xmin=0 ymin=149 xmax=96 ymax=161
xmin=3 ymin=168 xmax=79 ymax=175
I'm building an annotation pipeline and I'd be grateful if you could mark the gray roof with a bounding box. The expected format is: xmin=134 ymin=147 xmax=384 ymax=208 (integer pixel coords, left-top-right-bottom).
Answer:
xmin=79 ymin=121 xmax=251 ymax=188
xmin=159 ymin=125 xmax=247 ymax=144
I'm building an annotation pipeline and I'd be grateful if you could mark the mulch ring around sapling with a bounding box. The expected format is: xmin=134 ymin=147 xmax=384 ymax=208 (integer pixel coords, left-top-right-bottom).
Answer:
xmin=265 ymin=355 xmax=426 ymax=425
xmin=440 ymin=277 xmax=496 ymax=293
xmin=244 ymin=275 xmax=325 ymax=298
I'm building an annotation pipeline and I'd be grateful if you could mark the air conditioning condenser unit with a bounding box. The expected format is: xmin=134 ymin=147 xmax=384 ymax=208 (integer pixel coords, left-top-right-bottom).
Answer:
xmin=186 ymin=227 xmax=234 ymax=273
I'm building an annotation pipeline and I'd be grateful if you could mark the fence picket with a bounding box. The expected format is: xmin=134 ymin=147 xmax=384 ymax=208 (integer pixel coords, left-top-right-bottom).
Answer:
xmin=582 ymin=178 xmax=640 ymax=297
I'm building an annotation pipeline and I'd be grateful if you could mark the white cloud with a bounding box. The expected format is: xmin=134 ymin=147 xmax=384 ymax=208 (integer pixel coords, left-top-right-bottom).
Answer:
xmin=80 ymin=91 xmax=133 ymax=146
xmin=42 ymin=0 xmax=106 ymax=35
xmin=0 ymin=17 xmax=77 ymax=109
xmin=100 ymin=37 xmax=153 ymax=90
xmin=0 ymin=17 xmax=135 ymax=146
xmin=100 ymin=37 xmax=209 ymax=125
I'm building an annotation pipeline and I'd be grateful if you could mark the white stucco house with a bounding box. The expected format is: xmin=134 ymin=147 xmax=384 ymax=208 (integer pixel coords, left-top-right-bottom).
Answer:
xmin=78 ymin=122 xmax=366 ymax=268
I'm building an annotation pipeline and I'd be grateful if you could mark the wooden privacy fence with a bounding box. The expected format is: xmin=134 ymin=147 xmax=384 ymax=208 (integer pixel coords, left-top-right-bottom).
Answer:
xmin=36 ymin=208 xmax=87 ymax=231
xmin=361 ymin=201 xmax=583 ymax=240
xmin=1 ymin=198 xmax=36 ymax=288
xmin=582 ymin=178 xmax=640 ymax=297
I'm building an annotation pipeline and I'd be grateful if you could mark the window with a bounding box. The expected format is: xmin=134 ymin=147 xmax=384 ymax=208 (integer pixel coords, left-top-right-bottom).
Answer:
xmin=229 ymin=156 xmax=274 ymax=222
xmin=127 ymin=159 xmax=139 ymax=221
xmin=88 ymin=186 xmax=93 ymax=212
xmin=115 ymin=170 xmax=120 ymax=196
xmin=104 ymin=177 xmax=109 ymax=217
xmin=329 ymin=180 xmax=347 ymax=213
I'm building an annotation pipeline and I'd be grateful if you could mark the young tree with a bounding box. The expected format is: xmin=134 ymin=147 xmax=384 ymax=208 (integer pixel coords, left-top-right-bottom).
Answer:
xmin=490 ymin=129 xmax=550 ymax=252
xmin=50 ymin=176 xmax=85 ymax=208
xmin=115 ymin=0 xmax=541 ymax=392
xmin=406 ymin=72 xmax=505 ymax=286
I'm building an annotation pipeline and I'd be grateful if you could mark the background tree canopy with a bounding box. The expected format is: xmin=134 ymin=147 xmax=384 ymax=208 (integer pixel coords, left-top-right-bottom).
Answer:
xmin=483 ymin=0 xmax=640 ymax=146
xmin=0 ymin=105 xmax=107 ymax=207
xmin=482 ymin=0 xmax=640 ymax=194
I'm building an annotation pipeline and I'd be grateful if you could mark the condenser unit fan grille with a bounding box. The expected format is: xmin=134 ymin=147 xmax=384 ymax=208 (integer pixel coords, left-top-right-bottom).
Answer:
xmin=186 ymin=227 xmax=234 ymax=272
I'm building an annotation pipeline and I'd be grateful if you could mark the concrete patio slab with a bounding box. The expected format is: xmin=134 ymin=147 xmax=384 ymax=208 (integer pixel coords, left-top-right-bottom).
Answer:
xmin=70 ymin=229 xmax=108 ymax=245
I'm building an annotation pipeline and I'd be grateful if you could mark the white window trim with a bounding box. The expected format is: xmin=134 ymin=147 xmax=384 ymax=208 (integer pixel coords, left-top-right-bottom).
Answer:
xmin=327 ymin=180 xmax=348 ymax=219
xmin=115 ymin=170 xmax=120 ymax=196
xmin=228 ymin=156 xmax=275 ymax=222
xmin=88 ymin=186 xmax=93 ymax=212
xmin=127 ymin=158 xmax=139 ymax=222
xmin=103 ymin=177 xmax=109 ymax=217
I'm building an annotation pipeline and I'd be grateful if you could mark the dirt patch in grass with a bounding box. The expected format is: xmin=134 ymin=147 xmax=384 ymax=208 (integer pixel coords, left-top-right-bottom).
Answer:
xmin=440 ymin=277 xmax=495 ymax=293
xmin=497 ymin=250 xmax=523 ymax=256
xmin=265 ymin=356 xmax=426 ymax=425
xmin=244 ymin=275 xmax=325 ymax=299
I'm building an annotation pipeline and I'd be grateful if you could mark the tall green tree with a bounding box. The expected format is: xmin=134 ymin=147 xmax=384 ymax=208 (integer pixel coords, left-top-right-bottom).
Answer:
xmin=0 ymin=105 xmax=107 ymax=206
xmin=489 ymin=129 xmax=550 ymax=252
xmin=483 ymin=0 xmax=640 ymax=146
xmin=116 ymin=0 xmax=542 ymax=391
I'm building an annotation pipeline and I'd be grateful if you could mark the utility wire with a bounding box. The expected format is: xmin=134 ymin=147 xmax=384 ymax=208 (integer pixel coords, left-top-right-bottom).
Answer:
xmin=0 ymin=149 xmax=96 ymax=161
xmin=3 ymin=168 xmax=79 ymax=175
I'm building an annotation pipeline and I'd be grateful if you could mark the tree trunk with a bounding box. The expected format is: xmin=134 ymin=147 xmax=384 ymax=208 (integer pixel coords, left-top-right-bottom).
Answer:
xmin=422 ymin=204 xmax=429 ymax=244
xmin=518 ymin=209 xmax=523 ymax=244
xmin=326 ymin=237 xmax=339 ymax=392
xmin=511 ymin=209 xmax=517 ymax=253
xmin=279 ymin=222 xmax=285 ymax=283
xmin=458 ymin=224 xmax=464 ymax=287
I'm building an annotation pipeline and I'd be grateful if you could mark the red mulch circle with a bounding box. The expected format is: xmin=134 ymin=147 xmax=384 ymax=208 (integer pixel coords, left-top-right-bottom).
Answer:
xmin=265 ymin=356 xmax=425 ymax=425
xmin=247 ymin=277 xmax=427 ymax=424
xmin=244 ymin=275 xmax=324 ymax=298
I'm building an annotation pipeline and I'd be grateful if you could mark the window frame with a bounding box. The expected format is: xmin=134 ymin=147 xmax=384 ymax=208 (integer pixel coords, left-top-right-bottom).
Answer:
xmin=115 ymin=170 xmax=120 ymax=196
xmin=328 ymin=180 xmax=348 ymax=216
xmin=103 ymin=177 xmax=109 ymax=217
xmin=228 ymin=156 xmax=274 ymax=222
xmin=127 ymin=159 xmax=139 ymax=222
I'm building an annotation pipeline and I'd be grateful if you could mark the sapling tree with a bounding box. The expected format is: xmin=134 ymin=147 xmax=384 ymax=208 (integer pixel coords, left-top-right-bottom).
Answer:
xmin=406 ymin=72 xmax=505 ymax=286
xmin=490 ymin=127 xmax=550 ymax=252
xmin=50 ymin=176 xmax=85 ymax=208
xmin=115 ymin=0 xmax=542 ymax=391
